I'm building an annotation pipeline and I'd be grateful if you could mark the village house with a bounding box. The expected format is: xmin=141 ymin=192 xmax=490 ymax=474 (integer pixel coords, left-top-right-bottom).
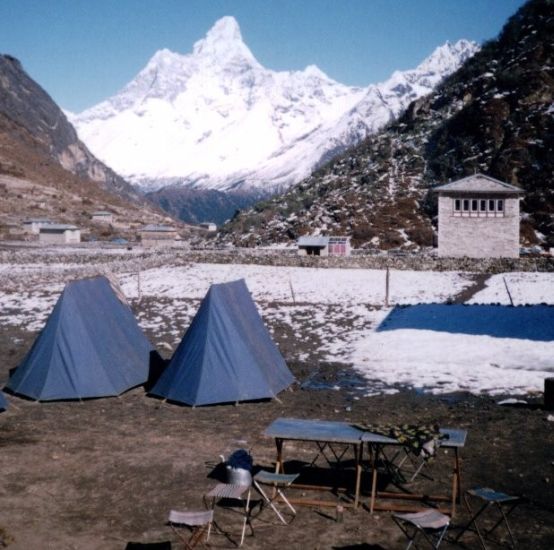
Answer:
xmin=139 ymin=224 xmax=178 ymax=247
xmin=434 ymin=173 xmax=523 ymax=258
xmin=22 ymin=218 xmax=53 ymax=234
xmin=297 ymin=235 xmax=351 ymax=257
xmin=38 ymin=224 xmax=81 ymax=244
xmin=91 ymin=211 xmax=114 ymax=224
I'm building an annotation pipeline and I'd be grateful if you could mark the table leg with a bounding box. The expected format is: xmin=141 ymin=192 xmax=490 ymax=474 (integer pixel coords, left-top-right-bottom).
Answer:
xmin=370 ymin=444 xmax=378 ymax=514
xmin=275 ymin=438 xmax=284 ymax=474
xmin=354 ymin=443 xmax=362 ymax=509
xmin=452 ymin=448 xmax=461 ymax=516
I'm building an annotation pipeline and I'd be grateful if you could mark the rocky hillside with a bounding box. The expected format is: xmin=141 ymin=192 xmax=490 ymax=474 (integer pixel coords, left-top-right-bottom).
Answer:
xmin=221 ymin=0 xmax=553 ymax=250
xmin=0 ymin=55 xmax=173 ymax=240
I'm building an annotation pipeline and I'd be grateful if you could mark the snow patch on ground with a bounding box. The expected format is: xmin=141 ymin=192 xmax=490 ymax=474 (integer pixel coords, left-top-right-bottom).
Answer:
xmin=468 ymin=272 xmax=554 ymax=305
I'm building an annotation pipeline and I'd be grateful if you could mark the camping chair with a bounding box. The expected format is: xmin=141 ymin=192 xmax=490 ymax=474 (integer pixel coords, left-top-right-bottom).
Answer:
xmin=168 ymin=509 xmax=213 ymax=549
xmin=252 ymin=470 xmax=299 ymax=524
xmin=456 ymin=487 xmax=523 ymax=549
xmin=205 ymin=483 xmax=253 ymax=546
xmin=393 ymin=510 xmax=450 ymax=549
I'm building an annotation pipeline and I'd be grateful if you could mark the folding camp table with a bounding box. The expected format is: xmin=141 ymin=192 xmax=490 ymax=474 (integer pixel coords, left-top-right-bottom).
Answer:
xmin=264 ymin=417 xmax=366 ymax=508
xmin=362 ymin=428 xmax=467 ymax=516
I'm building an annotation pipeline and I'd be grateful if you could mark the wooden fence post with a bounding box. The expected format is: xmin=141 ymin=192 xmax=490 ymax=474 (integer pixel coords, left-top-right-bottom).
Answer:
xmin=385 ymin=266 xmax=390 ymax=307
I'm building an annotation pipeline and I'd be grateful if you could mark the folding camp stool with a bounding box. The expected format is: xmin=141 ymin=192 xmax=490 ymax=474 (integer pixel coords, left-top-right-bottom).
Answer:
xmin=168 ymin=509 xmax=213 ymax=549
xmin=253 ymin=470 xmax=299 ymax=524
xmin=393 ymin=510 xmax=450 ymax=549
xmin=457 ymin=487 xmax=522 ymax=549
xmin=205 ymin=483 xmax=252 ymax=546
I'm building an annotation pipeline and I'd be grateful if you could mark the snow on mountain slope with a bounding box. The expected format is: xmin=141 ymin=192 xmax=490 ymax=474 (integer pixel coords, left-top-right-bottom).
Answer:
xmin=72 ymin=16 xmax=478 ymax=193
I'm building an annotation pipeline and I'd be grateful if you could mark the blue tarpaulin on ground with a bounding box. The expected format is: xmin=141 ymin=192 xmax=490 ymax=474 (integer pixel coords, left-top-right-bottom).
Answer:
xmin=6 ymin=276 xmax=155 ymax=401
xmin=150 ymin=279 xmax=294 ymax=406
xmin=0 ymin=391 xmax=7 ymax=411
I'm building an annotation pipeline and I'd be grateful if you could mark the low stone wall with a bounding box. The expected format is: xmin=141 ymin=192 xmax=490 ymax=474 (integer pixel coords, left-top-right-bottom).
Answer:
xmin=185 ymin=249 xmax=553 ymax=273
xmin=1 ymin=241 xmax=552 ymax=273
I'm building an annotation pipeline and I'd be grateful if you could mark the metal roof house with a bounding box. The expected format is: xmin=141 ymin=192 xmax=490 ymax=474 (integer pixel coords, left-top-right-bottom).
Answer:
xmin=434 ymin=173 xmax=523 ymax=258
xmin=38 ymin=224 xmax=81 ymax=244
xmin=297 ymin=235 xmax=351 ymax=257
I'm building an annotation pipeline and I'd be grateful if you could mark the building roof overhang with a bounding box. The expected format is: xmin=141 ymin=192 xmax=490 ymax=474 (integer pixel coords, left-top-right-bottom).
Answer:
xmin=433 ymin=173 xmax=524 ymax=195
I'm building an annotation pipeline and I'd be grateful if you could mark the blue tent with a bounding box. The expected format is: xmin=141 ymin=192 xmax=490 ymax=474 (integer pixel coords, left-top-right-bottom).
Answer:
xmin=0 ymin=391 xmax=7 ymax=411
xmin=6 ymin=276 xmax=155 ymax=401
xmin=151 ymin=279 xmax=294 ymax=405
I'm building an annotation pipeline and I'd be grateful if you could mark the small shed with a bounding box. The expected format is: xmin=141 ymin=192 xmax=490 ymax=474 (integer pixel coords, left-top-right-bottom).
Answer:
xmin=434 ymin=173 xmax=523 ymax=258
xmin=297 ymin=235 xmax=352 ymax=257
xmin=297 ymin=236 xmax=330 ymax=256
xmin=22 ymin=218 xmax=52 ymax=234
xmin=39 ymin=224 xmax=81 ymax=244
xmin=140 ymin=224 xmax=178 ymax=247
xmin=92 ymin=211 xmax=114 ymax=224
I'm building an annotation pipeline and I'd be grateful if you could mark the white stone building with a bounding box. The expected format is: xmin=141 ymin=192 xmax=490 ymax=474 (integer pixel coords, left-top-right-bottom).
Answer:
xmin=434 ymin=174 xmax=523 ymax=258
xmin=38 ymin=224 xmax=81 ymax=244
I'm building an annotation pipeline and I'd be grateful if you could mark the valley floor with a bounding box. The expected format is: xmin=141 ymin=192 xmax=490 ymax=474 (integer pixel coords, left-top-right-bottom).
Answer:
xmin=0 ymin=245 xmax=553 ymax=548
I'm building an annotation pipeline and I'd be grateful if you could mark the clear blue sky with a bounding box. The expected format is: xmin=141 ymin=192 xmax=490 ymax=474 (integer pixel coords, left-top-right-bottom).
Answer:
xmin=1 ymin=0 xmax=527 ymax=113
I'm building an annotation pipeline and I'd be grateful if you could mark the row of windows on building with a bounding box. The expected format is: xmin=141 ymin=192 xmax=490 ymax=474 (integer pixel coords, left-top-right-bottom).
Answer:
xmin=453 ymin=197 xmax=504 ymax=216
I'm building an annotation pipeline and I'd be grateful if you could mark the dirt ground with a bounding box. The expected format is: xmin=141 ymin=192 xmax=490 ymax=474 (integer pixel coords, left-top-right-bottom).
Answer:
xmin=0 ymin=256 xmax=553 ymax=549
xmin=1 ymin=351 xmax=554 ymax=549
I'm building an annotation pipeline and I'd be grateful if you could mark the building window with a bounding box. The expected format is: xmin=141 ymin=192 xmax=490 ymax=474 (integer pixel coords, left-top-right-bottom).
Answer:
xmin=452 ymin=196 xmax=506 ymax=217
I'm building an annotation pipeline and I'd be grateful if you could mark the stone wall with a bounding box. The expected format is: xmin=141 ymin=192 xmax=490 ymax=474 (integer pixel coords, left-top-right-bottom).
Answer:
xmin=184 ymin=249 xmax=552 ymax=273
xmin=1 ymin=241 xmax=552 ymax=273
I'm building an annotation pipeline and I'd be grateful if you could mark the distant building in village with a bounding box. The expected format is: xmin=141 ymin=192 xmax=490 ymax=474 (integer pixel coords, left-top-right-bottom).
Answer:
xmin=139 ymin=224 xmax=178 ymax=247
xmin=434 ymin=173 xmax=523 ymax=258
xmin=22 ymin=218 xmax=53 ymax=234
xmin=199 ymin=222 xmax=217 ymax=232
xmin=39 ymin=224 xmax=81 ymax=244
xmin=297 ymin=235 xmax=351 ymax=257
xmin=91 ymin=211 xmax=114 ymax=224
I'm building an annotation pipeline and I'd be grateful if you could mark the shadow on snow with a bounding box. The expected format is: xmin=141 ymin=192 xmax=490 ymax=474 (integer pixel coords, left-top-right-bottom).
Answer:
xmin=376 ymin=304 xmax=554 ymax=342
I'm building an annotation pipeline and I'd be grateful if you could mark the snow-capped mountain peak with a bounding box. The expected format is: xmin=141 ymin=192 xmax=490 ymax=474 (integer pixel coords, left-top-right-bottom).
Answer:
xmin=72 ymin=19 xmax=478 ymax=197
xmin=192 ymin=15 xmax=257 ymax=66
